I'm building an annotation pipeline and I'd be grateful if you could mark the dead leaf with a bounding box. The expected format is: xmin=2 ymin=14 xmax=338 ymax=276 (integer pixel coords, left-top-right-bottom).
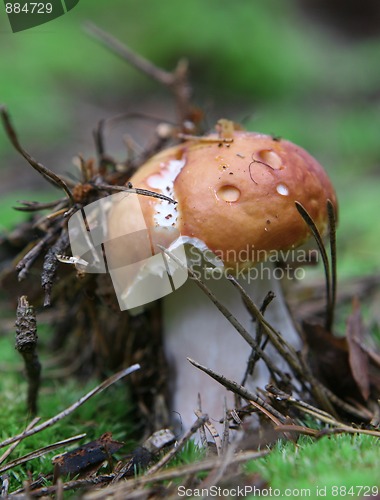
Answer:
xmin=345 ymin=297 xmax=370 ymax=401
xmin=302 ymin=321 xmax=366 ymax=404
xmin=53 ymin=432 xmax=124 ymax=480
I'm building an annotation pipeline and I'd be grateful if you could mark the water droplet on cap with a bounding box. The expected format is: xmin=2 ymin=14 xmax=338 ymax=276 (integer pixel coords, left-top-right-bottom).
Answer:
xmin=276 ymin=184 xmax=289 ymax=196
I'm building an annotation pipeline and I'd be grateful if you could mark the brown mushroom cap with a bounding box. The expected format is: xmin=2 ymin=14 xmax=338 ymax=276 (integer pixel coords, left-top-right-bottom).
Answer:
xmin=107 ymin=130 xmax=337 ymax=272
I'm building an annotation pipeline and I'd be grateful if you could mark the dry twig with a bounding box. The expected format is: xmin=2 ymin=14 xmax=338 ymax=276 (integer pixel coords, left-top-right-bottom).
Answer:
xmin=84 ymin=23 xmax=193 ymax=128
xmin=0 ymin=105 xmax=74 ymax=203
xmin=188 ymin=358 xmax=288 ymax=425
xmin=0 ymin=417 xmax=40 ymax=466
xmin=82 ymin=449 xmax=268 ymax=500
xmin=0 ymin=434 xmax=86 ymax=475
xmin=0 ymin=364 xmax=140 ymax=450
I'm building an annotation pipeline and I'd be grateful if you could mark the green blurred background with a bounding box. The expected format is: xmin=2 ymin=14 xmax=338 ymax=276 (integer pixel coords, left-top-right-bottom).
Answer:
xmin=1 ymin=0 xmax=380 ymax=278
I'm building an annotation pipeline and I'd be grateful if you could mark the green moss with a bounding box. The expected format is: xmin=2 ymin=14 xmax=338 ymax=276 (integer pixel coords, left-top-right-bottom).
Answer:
xmin=246 ymin=434 xmax=380 ymax=498
xmin=0 ymin=333 xmax=135 ymax=493
xmin=170 ymin=440 xmax=205 ymax=467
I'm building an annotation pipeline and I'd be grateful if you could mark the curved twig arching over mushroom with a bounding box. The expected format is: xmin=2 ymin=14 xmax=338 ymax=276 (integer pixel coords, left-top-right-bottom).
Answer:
xmin=106 ymin=121 xmax=338 ymax=436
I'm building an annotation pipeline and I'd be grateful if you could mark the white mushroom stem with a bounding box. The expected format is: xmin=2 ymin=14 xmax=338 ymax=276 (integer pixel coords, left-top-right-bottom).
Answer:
xmin=163 ymin=260 xmax=301 ymax=436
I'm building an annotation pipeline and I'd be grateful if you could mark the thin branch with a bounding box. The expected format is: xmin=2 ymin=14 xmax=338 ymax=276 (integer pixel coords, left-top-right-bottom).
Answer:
xmin=84 ymin=23 xmax=193 ymax=127
xmin=94 ymin=182 xmax=176 ymax=204
xmin=276 ymin=381 xmax=372 ymax=423
xmin=295 ymin=201 xmax=331 ymax=331
xmin=14 ymin=198 xmax=67 ymax=212
xmin=93 ymin=112 xmax=173 ymax=172
xmin=221 ymin=402 xmax=230 ymax=454
xmin=84 ymin=23 xmax=174 ymax=86
xmin=226 ymin=275 xmax=303 ymax=375
xmin=273 ymin=424 xmax=319 ymax=437
xmin=13 ymin=474 xmax=114 ymax=498
xmin=327 ymin=199 xmax=338 ymax=331
xmin=16 ymin=234 xmax=56 ymax=281
xmin=0 ymin=105 xmax=75 ymax=203
xmin=0 ymin=434 xmax=86 ymax=474
xmin=194 ymin=409 xmax=222 ymax=453
xmin=196 ymin=394 xmax=208 ymax=448
xmin=310 ymin=380 xmax=373 ymax=421
xmin=116 ymin=451 xmax=268 ymax=496
xmin=315 ymin=426 xmax=380 ymax=439
xmin=187 ymin=357 xmax=288 ymax=424
xmin=16 ymin=450 xmax=268 ymax=499
xmin=241 ymin=291 xmax=275 ymax=387
xmin=0 ymin=364 xmax=140 ymax=450
xmin=0 ymin=417 xmax=40 ymax=466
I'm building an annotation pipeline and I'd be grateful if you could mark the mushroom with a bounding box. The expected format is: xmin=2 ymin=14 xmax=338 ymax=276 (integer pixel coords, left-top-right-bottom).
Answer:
xmin=106 ymin=122 xmax=337 ymax=435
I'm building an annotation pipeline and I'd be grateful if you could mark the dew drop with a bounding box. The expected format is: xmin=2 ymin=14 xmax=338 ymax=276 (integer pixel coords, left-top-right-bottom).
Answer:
xmin=258 ymin=150 xmax=283 ymax=170
xmin=217 ymin=185 xmax=241 ymax=202
xmin=276 ymin=184 xmax=289 ymax=196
